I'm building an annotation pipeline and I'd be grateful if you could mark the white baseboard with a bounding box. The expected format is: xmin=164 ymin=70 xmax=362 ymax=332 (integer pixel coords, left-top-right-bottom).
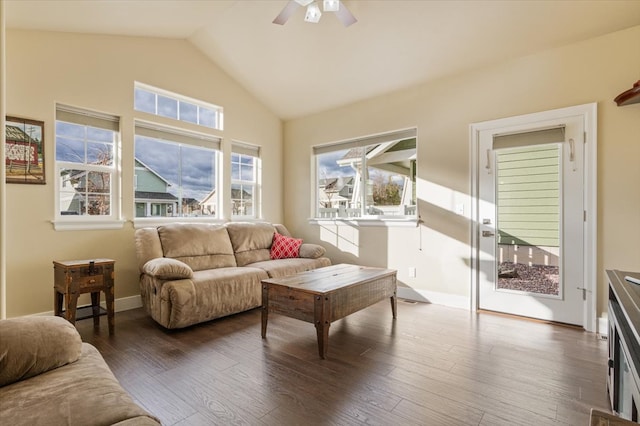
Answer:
xmin=598 ymin=316 xmax=609 ymax=337
xmin=31 ymin=295 xmax=143 ymax=317
xmin=111 ymin=295 xmax=143 ymax=312
xmin=397 ymin=286 xmax=470 ymax=310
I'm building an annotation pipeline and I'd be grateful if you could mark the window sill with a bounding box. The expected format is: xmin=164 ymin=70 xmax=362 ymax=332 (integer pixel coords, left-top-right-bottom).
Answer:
xmin=52 ymin=218 xmax=126 ymax=231
xmin=132 ymin=216 xmax=226 ymax=229
xmin=132 ymin=217 xmax=267 ymax=229
xmin=308 ymin=217 xmax=419 ymax=228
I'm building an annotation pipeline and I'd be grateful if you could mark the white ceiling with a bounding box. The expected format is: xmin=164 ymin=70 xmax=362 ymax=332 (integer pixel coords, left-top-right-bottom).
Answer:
xmin=5 ymin=0 xmax=640 ymax=119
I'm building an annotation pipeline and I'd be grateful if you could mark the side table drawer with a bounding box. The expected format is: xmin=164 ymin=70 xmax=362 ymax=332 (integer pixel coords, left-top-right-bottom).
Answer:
xmin=76 ymin=274 xmax=105 ymax=291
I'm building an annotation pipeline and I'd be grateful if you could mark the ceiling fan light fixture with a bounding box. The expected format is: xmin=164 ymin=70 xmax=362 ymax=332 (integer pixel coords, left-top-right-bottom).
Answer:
xmin=323 ymin=0 xmax=340 ymax=12
xmin=294 ymin=0 xmax=314 ymax=6
xmin=304 ymin=3 xmax=322 ymax=23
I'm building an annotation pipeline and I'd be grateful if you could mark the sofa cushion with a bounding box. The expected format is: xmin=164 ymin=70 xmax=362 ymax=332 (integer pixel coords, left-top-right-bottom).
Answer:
xmin=160 ymin=267 xmax=268 ymax=328
xmin=270 ymin=232 xmax=302 ymax=259
xmin=299 ymin=243 xmax=326 ymax=259
xmin=248 ymin=257 xmax=332 ymax=279
xmin=157 ymin=223 xmax=236 ymax=271
xmin=142 ymin=258 xmax=193 ymax=280
xmin=226 ymin=222 xmax=276 ymax=266
xmin=0 ymin=316 xmax=82 ymax=387
xmin=0 ymin=343 xmax=160 ymax=425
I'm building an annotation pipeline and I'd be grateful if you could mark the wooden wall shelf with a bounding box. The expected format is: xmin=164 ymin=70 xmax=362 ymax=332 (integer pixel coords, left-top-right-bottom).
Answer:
xmin=614 ymin=80 xmax=640 ymax=106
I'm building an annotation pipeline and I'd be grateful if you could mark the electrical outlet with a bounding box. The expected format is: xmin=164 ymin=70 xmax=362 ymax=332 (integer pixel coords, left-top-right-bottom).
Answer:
xmin=408 ymin=267 xmax=416 ymax=278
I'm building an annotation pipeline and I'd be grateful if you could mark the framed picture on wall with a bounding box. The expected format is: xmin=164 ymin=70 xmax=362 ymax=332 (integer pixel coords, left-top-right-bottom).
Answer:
xmin=5 ymin=116 xmax=45 ymax=184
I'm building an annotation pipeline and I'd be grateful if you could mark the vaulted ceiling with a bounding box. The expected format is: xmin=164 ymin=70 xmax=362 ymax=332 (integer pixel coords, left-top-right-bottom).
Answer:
xmin=5 ymin=0 xmax=640 ymax=119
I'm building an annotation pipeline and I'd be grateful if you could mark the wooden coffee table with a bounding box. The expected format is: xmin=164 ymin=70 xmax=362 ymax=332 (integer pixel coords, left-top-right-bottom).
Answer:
xmin=261 ymin=263 xmax=397 ymax=359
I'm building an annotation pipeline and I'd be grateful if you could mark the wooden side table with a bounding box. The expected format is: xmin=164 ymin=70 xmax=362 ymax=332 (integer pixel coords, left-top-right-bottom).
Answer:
xmin=53 ymin=259 xmax=115 ymax=335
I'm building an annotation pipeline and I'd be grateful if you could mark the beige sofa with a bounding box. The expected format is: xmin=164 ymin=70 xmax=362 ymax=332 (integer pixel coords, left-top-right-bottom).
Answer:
xmin=0 ymin=316 xmax=160 ymax=426
xmin=135 ymin=222 xmax=331 ymax=329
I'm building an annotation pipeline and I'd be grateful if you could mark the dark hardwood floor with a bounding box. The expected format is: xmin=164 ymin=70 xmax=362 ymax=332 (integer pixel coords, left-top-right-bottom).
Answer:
xmin=76 ymin=300 xmax=611 ymax=426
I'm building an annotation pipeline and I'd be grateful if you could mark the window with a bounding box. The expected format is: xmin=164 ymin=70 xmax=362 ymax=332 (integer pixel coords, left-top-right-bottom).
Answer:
xmin=55 ymin=104 xmax=121 ymax=228
xmin=134 ymin=82 xmax=223 ymax=130
xmin=134 ymin=121 xmax=220 ymax=218
xmin=231 ymin=142 xmax=261 ymax=218
xmin=313 ymin=129 xmax=417 ymax=220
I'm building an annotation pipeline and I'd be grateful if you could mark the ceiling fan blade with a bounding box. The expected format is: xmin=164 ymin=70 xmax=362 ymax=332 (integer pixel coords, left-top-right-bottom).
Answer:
xmin=335 ymin=2 xmax=357 ymax=27
xmin=273 ymin=1 xmax=300 ymax=25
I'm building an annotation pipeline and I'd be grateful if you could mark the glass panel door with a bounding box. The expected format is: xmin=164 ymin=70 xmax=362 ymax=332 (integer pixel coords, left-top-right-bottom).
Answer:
xmin=495 ymin=144 xmax=560 ymax=298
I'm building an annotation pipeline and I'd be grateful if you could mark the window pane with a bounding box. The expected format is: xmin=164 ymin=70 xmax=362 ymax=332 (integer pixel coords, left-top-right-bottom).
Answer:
xmin=87 ymin=193 xmax=111 ymax=215
xmin=231 ymin=157 xmax=241 ymax=180
xmin=134 ymin=88 xmax=156 ymax=114
xmin=199 ymin=107 xmax=216 ymax=128
xmin=86 ymin=171 xmax=111 ymax=194
xmin=134 ymin=135 xmax=217 ymax=218
xmin=179 ymin=101 xmax=198 ymax=124
xmin=315 ymin=138 xmax=416 ymax=218
xmin=134 ymin=83 xmax=222 ymax=130
xmin=87 ymin=142 xmax=114 ymax=166
xmin=240 ymin=162 xmax=254 ymax=181
xmin=231 ymin=183 xmax=253 ymax=217
xmin=157 ymin=95 xmax=178 ymax=119
xmin=56 ymin=136 xmax=85 ymax=163
xmin=55 ymin=109 xmax=119 ymax=220
xmin=58 ymin=169 xmax=110 ymax=216
xmin=59 ymin=168 xmax=84 ymax=215
xmin=232 ymin=154 xmax=255 ymax=182
xmin=180 ymin=144 xmax=215 ymax=206
xmin=56 ymin=121 xmax=85 ymax=139
xmin=366 ymin=168 xmax=403 ymax=214
xmin=87 ymin=126 xmax=114 ymax=142
xmin=317 ymin=148 xmax=353 ymax=216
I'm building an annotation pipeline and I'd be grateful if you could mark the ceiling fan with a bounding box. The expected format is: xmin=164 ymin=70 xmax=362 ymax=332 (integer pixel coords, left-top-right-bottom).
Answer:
xmin=273 ymin=0 xmax=357 ymax=27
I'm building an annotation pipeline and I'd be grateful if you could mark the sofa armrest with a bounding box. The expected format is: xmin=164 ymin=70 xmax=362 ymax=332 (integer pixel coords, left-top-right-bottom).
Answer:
xmin=0 ymin=316 xmax=83 ymax=387
xmin=298 ymin=243 xmax=326 ymax=259
xmin=142 ymin=258 xmax=194 ymax=280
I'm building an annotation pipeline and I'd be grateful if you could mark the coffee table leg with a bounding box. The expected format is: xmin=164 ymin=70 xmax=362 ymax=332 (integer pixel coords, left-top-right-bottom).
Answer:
xmin=314 ymin=295 xmax=331 ymax=359
xmin=315 ymin=321 xmax=330 ymax=359
xmin=261 ymin=284 xmax=268 ymax=338
xmin=390 ymin=291 xmax=397 ymax=319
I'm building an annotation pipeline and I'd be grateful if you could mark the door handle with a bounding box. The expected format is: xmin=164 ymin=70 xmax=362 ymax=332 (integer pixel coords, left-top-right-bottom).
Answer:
xmin=482 ymin=230 xmax=495 ymax=237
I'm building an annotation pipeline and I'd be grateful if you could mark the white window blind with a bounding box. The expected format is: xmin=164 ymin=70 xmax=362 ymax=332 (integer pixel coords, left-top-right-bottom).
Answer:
xmin=56 ymin=104 xmax=120 ymax=130
xmin=134 ymin=121 xmax=221 ymax=150
xmin=231 ymin=141 xmax=260 ymax=157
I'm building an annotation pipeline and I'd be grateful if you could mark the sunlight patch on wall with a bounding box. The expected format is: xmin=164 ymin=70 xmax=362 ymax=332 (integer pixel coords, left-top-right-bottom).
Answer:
xmin=416 ymin=178 xmax=468 ymax=218
xmin=319 ymin=223 xmax=359 ymax=256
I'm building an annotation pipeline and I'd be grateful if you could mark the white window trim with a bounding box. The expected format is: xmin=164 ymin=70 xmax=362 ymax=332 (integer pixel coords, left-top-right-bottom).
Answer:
xmin=134 ymin=81 xmax=224 ymax=131
xmin=231 ymin=142 xmax=261 ymax=220
xmin=52 ymin=104 xmax=122 ymax=231
xmin=132 ymin=216 xmax=226 ymax=229
xmin=308 ymin=217 xmax=419 ymax=227
xmin=53 ymin=218 xmax=126 ymax=231
xmin=310 ymin=128 xmax=418 ymax=225
xmin=132 ymin=120 xmax=222 ymax=226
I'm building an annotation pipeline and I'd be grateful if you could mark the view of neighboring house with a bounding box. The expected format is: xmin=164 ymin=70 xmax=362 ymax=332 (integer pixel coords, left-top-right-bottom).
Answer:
xmin=318 ymin=138 xmax=417 ymax=217
xmin=496 ymin=143 xmax=561 ymax=267
xmin=180 ymin=197 xmax=202 ymax=216
xmin=199 ymin=188 xmax=253 ymax=216
xmin=318 ymin=176 xmax=354 ymax=209
xmin=59 ymin=158 xmax=208 ymax=217
xmin=134 ymin=158 xmax=178 ymax=217
xmin=59 ymin=169 xmax=111 ymax=215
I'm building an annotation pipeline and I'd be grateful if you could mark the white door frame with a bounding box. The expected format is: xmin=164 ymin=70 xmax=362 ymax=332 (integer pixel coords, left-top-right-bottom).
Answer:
xmin=470 ymin=103 xmax=597 ymax=332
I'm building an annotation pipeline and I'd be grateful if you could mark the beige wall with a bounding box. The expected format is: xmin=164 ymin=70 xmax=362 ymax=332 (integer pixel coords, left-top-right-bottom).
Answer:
xmin=5 ymin=29 xmax=283 ymax=317
xmin=284 ymin=25 xmax=640 ymax=318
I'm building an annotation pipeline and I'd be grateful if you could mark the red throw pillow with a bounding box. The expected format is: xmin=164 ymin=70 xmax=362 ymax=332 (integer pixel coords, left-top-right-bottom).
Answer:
xmin=270 ymin=232 xmax=303 ymax=259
